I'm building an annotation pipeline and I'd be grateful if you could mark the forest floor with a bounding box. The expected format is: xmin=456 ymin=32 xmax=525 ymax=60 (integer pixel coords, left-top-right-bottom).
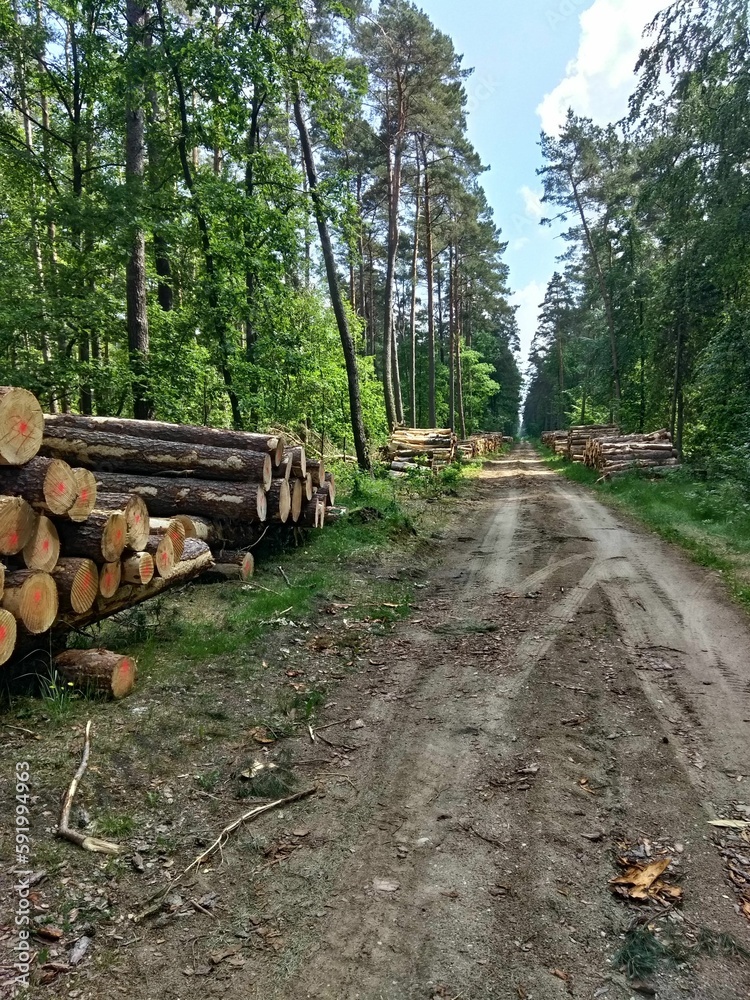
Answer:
xmin=4 ymin=444 xmax=750 ymax=999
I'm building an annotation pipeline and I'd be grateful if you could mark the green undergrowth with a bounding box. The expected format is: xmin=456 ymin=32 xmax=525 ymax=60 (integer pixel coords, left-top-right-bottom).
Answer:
xmin=58 ymin=458 xmax=480 ymax=676
xmin=537 ymin=442 xmax=750 ymax=609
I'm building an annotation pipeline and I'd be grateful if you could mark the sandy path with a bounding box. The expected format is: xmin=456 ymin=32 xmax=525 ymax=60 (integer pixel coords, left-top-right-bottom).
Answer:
xmin=261 ymin=446 xmax=750 ymax=1000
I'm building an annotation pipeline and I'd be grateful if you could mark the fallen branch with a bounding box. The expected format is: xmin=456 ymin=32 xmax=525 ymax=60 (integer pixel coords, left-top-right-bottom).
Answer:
xmin=56 ymin=720 xmax=121 ymax=855
xmin=184 ymin=787 xmax=317 ymax=874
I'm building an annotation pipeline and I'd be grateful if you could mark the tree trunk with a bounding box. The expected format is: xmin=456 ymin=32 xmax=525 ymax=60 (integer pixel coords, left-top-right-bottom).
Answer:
xmin=41 ymin=425 xmax=272 ymax=484
xmin=44 ymin=413 xmax=283 ymax=463
xmin=292 ymin=92 xmax=370 ymax=470
xmin=421 ymin=140 xmax=437 ymax=427
xmin=94 ymin=472 xmax=268 ymax=524
xmin=409 ymin=146 xmax=421 ymax=426
xmin=448 ymin=244 xmax=455 ymax=432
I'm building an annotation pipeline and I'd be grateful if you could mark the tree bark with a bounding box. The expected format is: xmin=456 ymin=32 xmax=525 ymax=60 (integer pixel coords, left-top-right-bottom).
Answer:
xmin=94 ymin=472 xmax=268 ymax=524
xmin=41 ymin=426 xmax=272 ymax=484
xmin=125 ymin=0 xmax=152 ymax=419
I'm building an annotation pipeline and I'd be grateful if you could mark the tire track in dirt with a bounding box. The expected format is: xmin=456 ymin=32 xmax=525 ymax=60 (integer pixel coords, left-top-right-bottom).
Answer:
xmin=229 ymin=448 xmax=750 ymax=999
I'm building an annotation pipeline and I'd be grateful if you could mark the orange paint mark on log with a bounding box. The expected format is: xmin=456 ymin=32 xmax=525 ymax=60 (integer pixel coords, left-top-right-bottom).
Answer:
xmin=18 ymin=420 xmax=28 ymax=435
xmin=82 ymin=572 xmax=92 ymax=587
xmin=8 ymin=532 xmax=18 ymax=547
xmin=42 ymin=539 xmax=49 ymax=551
xmin=0 ymin=626 xmax=5 ymax=640
xmin=116 ymin=529 xmax=123 ymax=541
xmin=56 ymin=481 xmax=66 ymax=493
xmin=33 ymin=590 xmax=41 ymax=603
xmin=80 ymin=490 xmax=88 ymax=500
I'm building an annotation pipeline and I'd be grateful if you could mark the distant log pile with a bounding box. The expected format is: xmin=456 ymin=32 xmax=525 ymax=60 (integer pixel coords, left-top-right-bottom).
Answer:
xmin=541 ymin=430 xmax=569 ymax=455
xmin=456 ymin=433 xmax=509 ymax=460
xmin=0 ymin=391 xmax=338 ymax=668
xmin=566 ymin=424 xmax=620 ymax=463
xmin=386 ymin=428 xmax=457 ymax=474
xmin=583 ymin=429 xmax=680 ymax=476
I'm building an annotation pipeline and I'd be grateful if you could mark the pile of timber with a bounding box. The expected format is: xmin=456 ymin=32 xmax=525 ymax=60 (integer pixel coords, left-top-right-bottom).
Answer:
xmin=0 ymin=389 xmax=338 ymax=669
xmin=387 ymin=428 xmax=458 ymax=474
xmin=566 ymin=424 xmax=620 ymax=463
xmin=457 ymin=433 xmax=507 ymax=459
xmin=583 ymin=429 xmax=680 ymax=476
xmin=541 ymin=430 xmax=570 ymax=455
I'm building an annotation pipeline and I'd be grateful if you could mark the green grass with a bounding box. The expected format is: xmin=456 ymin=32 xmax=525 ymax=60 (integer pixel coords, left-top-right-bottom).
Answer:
xmin=537 ymin=443 xmax=750 ymax=609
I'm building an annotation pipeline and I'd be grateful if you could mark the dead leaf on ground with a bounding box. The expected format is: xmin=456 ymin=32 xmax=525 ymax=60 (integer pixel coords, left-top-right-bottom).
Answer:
xmin=552 ymin=968 xmax=571 ymax=984
xmin=709 ymin=819 xmax=750 ymax=829
xmin=611 ymin=857 xmax=683 ymax=905
xmin=248 ymin=726 xmax=275 ymax=745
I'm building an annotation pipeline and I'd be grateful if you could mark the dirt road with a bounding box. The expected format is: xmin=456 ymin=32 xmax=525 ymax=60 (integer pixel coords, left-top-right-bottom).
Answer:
xmin=253 ymin=446 xmax=750 ymax=999
xmin=9 ymin=446 xmax=750 ymax=999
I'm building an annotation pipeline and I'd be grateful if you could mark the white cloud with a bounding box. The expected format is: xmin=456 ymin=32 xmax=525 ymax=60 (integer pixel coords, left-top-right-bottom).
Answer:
xmin=513 ymin=280 xmax=546 ymax=365
xmin=519 ymin=185 xmax=545 ymax=221
xmin=537 ymin=0 xmax=666 ymax=135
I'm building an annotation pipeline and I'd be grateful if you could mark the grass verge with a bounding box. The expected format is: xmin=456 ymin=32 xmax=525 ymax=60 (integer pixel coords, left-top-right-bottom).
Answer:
xmin=536 ymin=443 xmax=750 ymax=609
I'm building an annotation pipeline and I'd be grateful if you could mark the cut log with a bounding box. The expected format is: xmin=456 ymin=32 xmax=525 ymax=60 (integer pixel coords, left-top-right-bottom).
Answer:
xmin=94 ymin=493 xmax=150 ymax=550
xmin=0 ymin=608 xmax=17 ymax=665
xmin=306 ymin=459 xmax=325 ymax=488
xmin=147 ymin=517 xmax=186 ymax=561
xmin=285 ymin=446 xmax=306 ymax=480
xmin=199 ymin=563 xmax=242 ymax=582
xmin=22 ymin=515 xmax=60 ymax=572
xmin=0 ymin=387 xmax=44 ymax=466
xmin=323 ymin=472 xmax=336 ymax=506
xmin=291 ymin=478 xmax=303 ymax=523
xmin=167 ymin=514 xmax=197 ymax=538
xmin=273 ymin=453 xmax=293 ymax=481
xmin=68 ymin=468 xmax=98 ymax=522
xmin=44 ymin=413 xmax=285 ymax=465
xmin=57 ymin=511 xmax=128 ymax=563
xmin=41 ymin=426 xmax=273 ymax=486
xmin=2 ymin=570 xmax=58 ymax=632
xmin=304 ymin=473 xmax=313 ymax=502
xmin=94 ymin=473 xmax=268 ymax=524
xmin=0 ymin=561 xmax=4 ymax=599
xmin=297 ymin=498 xmax=325 ymax=528
xmin=211 ymin=549 xmax=254 ymax=581
xmin=54 ymin=649 xmax=138 ymax=700
xmin=52 ymin=559 xmax=100 ymax=613
xmin=145 ymin=533 xmax=175 ymax=578
xmin=324 ymin=505 xmax=347 ymax=525
xmin=121 ymin=552 xmax=155 ymax=585
xmin=98 ymin=561 xmax=122 ymax=599
xmin=266 ymin=479 xmax=291 ymax=523
xmin=58 ymin=541 xmax=214 ymax=629
xmin=0 ymin=457 xmax=76 ymax=515
xmin=0 ymin=497 xmax=37 ymax=555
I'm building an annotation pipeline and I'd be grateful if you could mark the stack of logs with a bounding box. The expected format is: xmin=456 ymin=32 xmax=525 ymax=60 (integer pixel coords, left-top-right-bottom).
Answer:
xmin=541 ymin=430 xmax=570 ymax=455
xmin=583 ymin=430 xmax=680 ymax=476
xmin=0 ymin=387 xmax=338 ymax=667
xmin=456 ymin=433 xmax=510 ymax=459
xmin=567 ymin=425 xmax=620 ymax=463
xmin=387 ymin=428 xmax=458 ymax=474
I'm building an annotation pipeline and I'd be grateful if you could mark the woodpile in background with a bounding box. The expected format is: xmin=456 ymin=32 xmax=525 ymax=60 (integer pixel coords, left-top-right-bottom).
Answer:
xmin=456 ymin=433 xmax=512 ymax=460
xmin=541 ymin=430 xmax=569 ymax=455
xmin=583 ymin=430 xmax=680 ymax=476
xmin=386 ymin=428 xmax=457 ymax=474
xmin=566 ymin=424 xmax=619 ymax=463
xmin=0 ymin=389 xmax=337 ymax=670
xmin=543 ymin=424 xmax=680 ymax=476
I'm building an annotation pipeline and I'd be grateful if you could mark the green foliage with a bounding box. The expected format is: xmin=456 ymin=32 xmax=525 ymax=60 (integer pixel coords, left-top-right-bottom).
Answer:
xmin=524 ymin=1 xmax=750 ymax=478
xmin=0 ymin=0 xmax=521 ymax=449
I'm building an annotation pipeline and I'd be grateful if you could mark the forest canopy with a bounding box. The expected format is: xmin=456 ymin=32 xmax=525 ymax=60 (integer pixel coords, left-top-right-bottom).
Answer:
xmin=0 ymin=0 xmax=522 ymax=462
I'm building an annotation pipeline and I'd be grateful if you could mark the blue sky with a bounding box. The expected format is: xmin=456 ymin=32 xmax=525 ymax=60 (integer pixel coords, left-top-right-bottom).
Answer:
xmin=420 ymin=0 xmax=666 ymax=371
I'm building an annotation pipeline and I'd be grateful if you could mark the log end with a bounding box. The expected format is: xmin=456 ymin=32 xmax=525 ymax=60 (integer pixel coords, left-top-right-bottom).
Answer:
xmin=0 ymin=608 xmax=17 ymax=665
xmin=0 ymin=388 xmax=44 ymax=465
xmin=68 ymin=468 xmax=98 ymax=522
